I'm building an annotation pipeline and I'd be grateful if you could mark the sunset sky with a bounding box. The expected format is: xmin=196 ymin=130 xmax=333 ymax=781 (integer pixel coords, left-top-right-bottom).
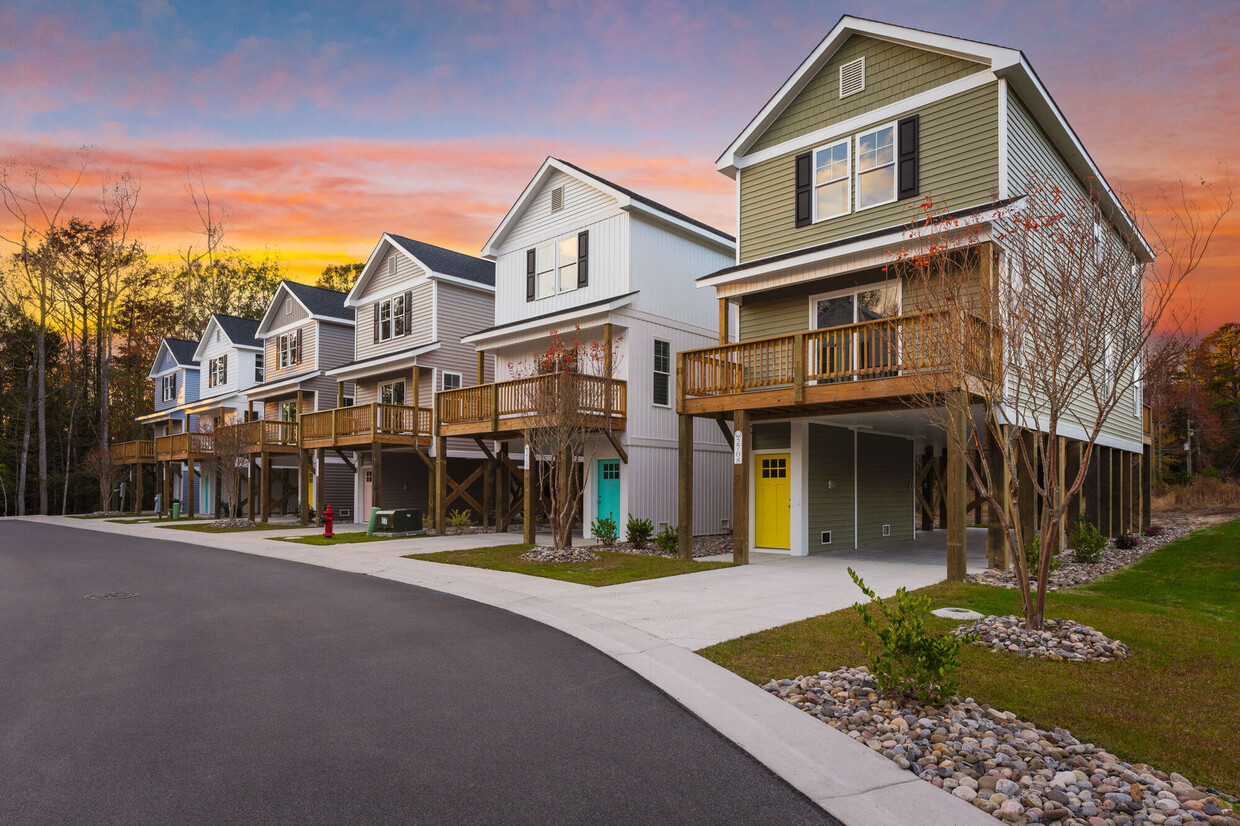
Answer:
xmin=3 ymin=1 xmax=1236 ymax=329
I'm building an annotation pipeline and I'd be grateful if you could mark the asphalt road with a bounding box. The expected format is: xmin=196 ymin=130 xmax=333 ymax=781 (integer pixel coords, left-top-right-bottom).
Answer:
xmin=0 ymin=520 xmax=834 ymax=825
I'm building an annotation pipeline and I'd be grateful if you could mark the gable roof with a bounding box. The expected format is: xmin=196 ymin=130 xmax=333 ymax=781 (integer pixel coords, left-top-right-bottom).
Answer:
xmin=480 ymin=157 xmax=735 ymax=258
xmin=346 ymin=234 xmax=495 ymax=307
xmin=716 ymin=15 xmax=1152 ymax=262
xmin=212 ymin=314 xmax=261 ymax=348
xmin=257 ymin=280 xmax=354 ymax=336
xmin=148 ymin=337 xmax=199 ymax=378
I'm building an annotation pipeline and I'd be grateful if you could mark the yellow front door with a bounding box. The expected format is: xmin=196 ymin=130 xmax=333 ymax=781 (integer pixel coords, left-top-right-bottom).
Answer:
xmin=755 ymin=454 xmax=791 ymax=549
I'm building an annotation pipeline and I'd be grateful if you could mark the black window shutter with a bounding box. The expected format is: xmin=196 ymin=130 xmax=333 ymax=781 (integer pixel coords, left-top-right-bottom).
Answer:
xmin=526 ymin=249 xmax=536 ymax=301
xmin=577 ymin=231 xmax=589 ymax=288
xmin=403 ymin=290 xmax=412 ymax=335
xmin=373 ymin=303 xmax=379 ymax=343
xmin=898 ymin=115 xmax=920 ymax=200
xmin=221 ymin=354 xmax=227 ymax=384
xmin=295 ymin=329 xmax=302 ymax=364
xmin=794 ymin=151 xmax=812 ymax=227
xmin=171 ymin=374 xmax=177 ymax=398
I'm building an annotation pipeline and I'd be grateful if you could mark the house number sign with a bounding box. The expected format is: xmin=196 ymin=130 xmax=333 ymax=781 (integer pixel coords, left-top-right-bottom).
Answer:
xmin=733 ymin=431 xmax=743 ymax=464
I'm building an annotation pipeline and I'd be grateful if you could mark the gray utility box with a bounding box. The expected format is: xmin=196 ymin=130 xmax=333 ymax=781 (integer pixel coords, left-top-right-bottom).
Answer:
xmin=368 ymin=508 xmax=425 ymax=537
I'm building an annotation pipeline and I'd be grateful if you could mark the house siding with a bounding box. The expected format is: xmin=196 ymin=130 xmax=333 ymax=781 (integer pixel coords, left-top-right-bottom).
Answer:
xmin=434 ymin=282 xmax=496 ymax=386
xmin=355 ymin=276 xmax=434 ymax=363
xmin=738 ymin=80 xmax=1000 ymax=263
xmin=856 ymin=432 xmax=914 ymax=544
xmin=750 ymin=35 xmax=986 ymax=153
xmin=264 ymin=322 xmax=317 ymax=383
xmin=270 ymin=291 xmax=310 ymax=325
xmin=627 ymin=214 xmax=732 ymax=331
xmin=316 ymin=322 xmax=354 ymax=373
xmin=808 ymin=423 xmax=855 ymax=549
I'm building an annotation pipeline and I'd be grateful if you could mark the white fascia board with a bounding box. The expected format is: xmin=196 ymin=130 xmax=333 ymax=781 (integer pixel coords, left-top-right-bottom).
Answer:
xmin=732 ymin=70 xmax=996 ymax=173
xmin=481 ymin=158 xmax=560 ymax=258
xmin=245 ymin=371 xmax=324 ymax=399
xmin=183 ymin=393 xmax=246 ymax=415
xmin=463 ymin=295 xmax=637 ymax=347
xmin=326 ymin=341 xmax=442 ymax=382
xmin=344 ymin=235 xmax=394 ymax=307
xmin=716 ymin=15 xmax=1021 ymax=174
xmin=256 ymin=283 xmax=302 ymax=336
xmin=429 ymin=271 xmax=495 ymax=293
xmin=191 ymin=319 xmax=220 ymax=362
xmin=622 ymin=201 xmax=735 ymax=251
xmin=136 ymin=409 xmax=178 ymax=424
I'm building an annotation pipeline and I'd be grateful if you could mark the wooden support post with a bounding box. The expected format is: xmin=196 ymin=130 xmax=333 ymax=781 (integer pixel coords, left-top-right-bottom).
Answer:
xmin=1141 ymin=446 xmax=1152 ymax=532
xmin=315 ymin=448 xmax=326 ymax=521
xmin=1084 ymin=446 xmax=1099 ymax=528
xmin=920 ymin=445 xmax=936 ymax=532
xmin=718 ymin=298 xmax=729 ymax=345
xmin=434 ymin=435 xmax=447 ymax=535
xmin=938 ymin=447 xmax=949 ymax=528
xmin=677 ymin=413 xmax=694 ymax=560
xmin=1125 ymin=451 xmax=1137 ymax=534
xmin=476 ymin=350 xmax=486 ymax=385
xmin=135 ymin=463 xmax=145 ymax=513
xmin=1109 ymin=448 xmax=1123 ymax=538
xmin=732 ymin=410 xmax=750 ymax=565
xmin=186 ymin=460 xmax=196 ymax=518
xmin=248 ymin=458 xmax=257 ymax=519
xmin=372 ymin=443 xmax=383 ymax=510
xmin=260 ymin=452 xmax=271 ymax=523
xmin=482 ymin=456 xmax=493 ymax=528
xmin=162 ymin=462 xmax=171 ymax=515
xmin=985 ymin=425 xmax=1009 ymax=569
xmin=497 ymin=443 xmax=511 ymax=532
xmin=792 ymin=332 xmax=806 ymax=404
xmin=298 ymin=449 xmax=310 ymax=526
xmin=336 ymin=381 xmax=345 ymax=408
xmin=603 ymin=323 xmax=614 ymax=378
xmin=523 ymin=444 xmax=535 ymax=545
xmin=945 ymin=395 xmax=968 ymax=581
xmin=1064 ymin=440 xmax=1083 ymax=535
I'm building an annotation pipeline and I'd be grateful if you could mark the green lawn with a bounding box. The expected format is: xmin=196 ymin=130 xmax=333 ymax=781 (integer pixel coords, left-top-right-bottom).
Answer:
xmin=404 ymin=544 xmax=735 ymax=587
xmin=700 ymin=519 xmax=1240 ymax=795
xmin=157 ymin=521 xmax=290 ymax=533
xmin=107 ymin=516 xmax=210 ymax=524
xmin=273 ymin=531 xmax=412 ymax=546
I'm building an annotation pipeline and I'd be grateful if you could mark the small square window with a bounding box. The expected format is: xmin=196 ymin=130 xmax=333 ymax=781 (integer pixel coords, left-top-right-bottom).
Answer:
xmin=441 ymin=372 xmax=462 ymax=392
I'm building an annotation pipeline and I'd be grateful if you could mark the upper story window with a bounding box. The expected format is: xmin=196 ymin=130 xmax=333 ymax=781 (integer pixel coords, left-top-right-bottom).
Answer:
xmin=527 ymin=231 xmax=589 ymax=301
xmin=856 ymin=124 xmax=896 ymax=210
xmin=813 ymin=140 xmax=850 ymax=221
xmin=377 ymin=293 xmax=406 ymax=341
xmin=254 ymin=352 xmax=264 ymax=383
xmin=441 ymin=371 xmax=462 ymax=392
xmin=652 ymin=340 xmax=671 ymax=407
xmin=208 ymin=355 xmax=228 ymax=388
xmin=379 ymin=380 xmax=405 ymax=405
xmin=278 ymin=331 xmax=301 ymax=368
xmin=160 ymin=374 xmax=177 ymax=402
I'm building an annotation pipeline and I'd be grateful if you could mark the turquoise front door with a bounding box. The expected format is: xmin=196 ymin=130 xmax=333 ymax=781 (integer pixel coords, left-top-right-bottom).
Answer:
xmin=597 ymin=460 xmax=621 ymax=524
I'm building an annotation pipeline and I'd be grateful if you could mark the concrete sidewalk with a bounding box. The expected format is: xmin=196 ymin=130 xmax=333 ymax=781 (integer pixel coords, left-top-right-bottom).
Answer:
xmin=21 ymin=515 xmax=992 ymax=826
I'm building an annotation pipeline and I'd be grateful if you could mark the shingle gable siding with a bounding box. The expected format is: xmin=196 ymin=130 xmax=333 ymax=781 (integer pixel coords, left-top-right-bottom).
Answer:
xmin=750 ymin=35 xmax=985 ymax=153
xmin=738 ymin=80 xmax=999 ymax=262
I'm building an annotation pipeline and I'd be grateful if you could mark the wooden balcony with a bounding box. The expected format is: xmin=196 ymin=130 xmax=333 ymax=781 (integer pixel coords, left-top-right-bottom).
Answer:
xmin=301 ymin=403 xmax=432 ymax=449
xmin=679 ymin=310 xmax=990 ymax=417
xmin=213 ymin=419 xmax=300 ymax=455
xmin=153 ymin=432 xmax=214 ymax=462
xmin=437 ymin=373 xmax=627 ymax=437
xmin=110 ymin=440 xmax=154 ymax=464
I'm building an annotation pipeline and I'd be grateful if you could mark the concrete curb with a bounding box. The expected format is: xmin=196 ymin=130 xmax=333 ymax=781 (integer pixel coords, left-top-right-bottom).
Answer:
xmin=20 ymin=515 xmax=993 ymax=826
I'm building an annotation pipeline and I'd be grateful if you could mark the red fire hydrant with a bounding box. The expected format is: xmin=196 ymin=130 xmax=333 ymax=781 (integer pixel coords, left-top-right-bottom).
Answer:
xmin=323 ymin=505 xmax=335 ymax=538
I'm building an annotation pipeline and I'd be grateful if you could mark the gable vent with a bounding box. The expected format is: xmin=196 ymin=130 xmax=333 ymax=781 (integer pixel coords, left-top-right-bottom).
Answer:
xmin=550 ymin=185 xmax=564 ymax=212
xmin=839 ymin=57 xmax=865 ymax=98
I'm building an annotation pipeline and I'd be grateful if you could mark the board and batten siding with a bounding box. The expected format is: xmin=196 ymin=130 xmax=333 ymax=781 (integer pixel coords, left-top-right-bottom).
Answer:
xmin=856 ymin=432 xmax=914 ymax=544
xmin=493 ymin=170 xmax=630 ymax=327
xmin=622 ymin=444 xmax=733 ymax=536
xmin=738 ymin=80 xmax=1000 ymax=263
xmin=627 ymin=214 xmax=732 ymax=332
xmin=354 ymin=246 xmax=435 ymax=364
xmin=808 ymin=424 xmax=855 ymax=549
xmin=750 ymin=35 xmax=986 ymax=153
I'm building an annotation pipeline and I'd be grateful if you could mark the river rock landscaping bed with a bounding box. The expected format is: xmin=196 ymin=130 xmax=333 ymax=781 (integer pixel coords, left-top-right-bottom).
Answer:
xmin=518 ymin=547 xmax=601 ymax=563
xmin=966 ymin=522 xmax=1195 ymax=591
xmin=952 ymin=616 xmax=1129 ymax=663
xmin=765 ymin=667 xmax=1237 ymax=825
xmin=582 ymin=534 xmax=732 ymax=559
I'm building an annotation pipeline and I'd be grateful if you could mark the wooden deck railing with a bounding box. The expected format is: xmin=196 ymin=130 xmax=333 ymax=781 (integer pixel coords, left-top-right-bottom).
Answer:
xmin=153 ymin=431 xmax=214 ymax=460
xmin=214 ymin=419 xmax=300 ymax=453
xmin=680 ymin=310 xmax=992 ymax=399
xmin=301 ymin=403 xmax=432 ymax=445
xmin=438 ymin=373 xmax=627 ymax=430
xmin=110 ymin=440 xmax=154 ymax=463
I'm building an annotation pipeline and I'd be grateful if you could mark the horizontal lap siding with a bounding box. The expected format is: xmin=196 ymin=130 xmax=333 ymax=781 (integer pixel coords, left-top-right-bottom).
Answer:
xmin=355 ymin=258 xmax=434 ymax=364
xmin=740 ymin=81 xmax=1000 ymax=263
xmin=751 ymin=36 xmax=985 ymax=153
xmin=752 ymin=422 xmax=791 ymax=450
xmin=316 ymin=322 xmax=355 ymax=373
xmin=808 ymin=424 xmax=855 ymax=549
xmin=432 ymin=283 xmax=495 ymax=387
xmin=856 ymin=432 xmax=913 ymax=544
xmin=377 ymin=451 xmax=430 ymax=512
xmin=322 ymin=463 xmax=354 ymax=517
xmin=739 ymin=266 xmax=914 ymax=340
xmin=264 ymin=323 xmax=317 ymax=384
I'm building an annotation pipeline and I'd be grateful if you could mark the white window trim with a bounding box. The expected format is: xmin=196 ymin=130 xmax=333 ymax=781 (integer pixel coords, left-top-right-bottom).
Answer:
xmin=811 ymin=137 xmax=851 ymax=223
xmin=854 ymin=121 xmax=898 ymax=212
xmin=441 ymin=371 xmax=462 ymax=392
xmin=377 ymin=294 xmax=407 ymax=342
xmin=652 ymin=339 xmax=672 ymax=408
xmin=533 ymin=233 xmax=582 ymax=300
xmin=254 ymin=352 xmax=264 ymax=383
xmin=208 ymin=356 xmax=227 ymax=388
xmin=161 ymin=374 xmax=177 ymax=402
xmin=806 ymin=280 xmax=903 ymax=324
xmin=379 ymin=379 xmax=406 ymax=405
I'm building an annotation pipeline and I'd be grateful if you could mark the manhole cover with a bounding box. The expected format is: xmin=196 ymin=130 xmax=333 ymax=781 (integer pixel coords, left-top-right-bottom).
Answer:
xmin=84 ymin=592 xmax=140 ymax=600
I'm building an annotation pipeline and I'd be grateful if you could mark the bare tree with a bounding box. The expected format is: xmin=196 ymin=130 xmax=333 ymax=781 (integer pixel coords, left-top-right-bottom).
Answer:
xmin=513 ymin=330 xmax=618 ymax=552
xmin=82 ymin=445 xmax=123 ymax=512
xmin=891 ymin=174 xmax=1230 ymax=630
xmin=199 ymin=415 xmax=247 ymax=520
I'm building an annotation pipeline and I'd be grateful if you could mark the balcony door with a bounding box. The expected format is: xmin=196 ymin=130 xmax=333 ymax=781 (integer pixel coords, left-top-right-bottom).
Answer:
xmin=809 ymin=282 xmax=901 ymax=381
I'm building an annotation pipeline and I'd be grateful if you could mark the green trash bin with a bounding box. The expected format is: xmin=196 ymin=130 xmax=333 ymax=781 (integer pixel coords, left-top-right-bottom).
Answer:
xmin=366 ymin=507 xmax=381 ymax=536
xmin=171 ymin=500 xmax=181 ymax=520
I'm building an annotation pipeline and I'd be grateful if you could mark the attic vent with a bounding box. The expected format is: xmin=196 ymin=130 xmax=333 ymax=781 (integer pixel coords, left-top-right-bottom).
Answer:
xmin=550 ymin=185 xmax=564 ymax=212
xmin=839 ymin=57 xmax=865 ymax=98
xmin=388 ymin=256 xmax=397 ymax=277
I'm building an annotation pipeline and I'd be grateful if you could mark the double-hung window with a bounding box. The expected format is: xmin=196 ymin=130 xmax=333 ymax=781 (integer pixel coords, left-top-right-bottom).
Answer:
xmin=278 ymin=333 xmax=299 ymax=368
xmin=855 ymin=123 xmax=896 ymax=210
xmin=813 ymin=139 xmax=850 ymax=221
xmin=441 ymin=372 xmax=462 ymax=392
xmin=652 ymin=340 xmax=671 ymax=406
xmin=379 ymin=380 xmax=405 ymax=405
xmin=279 ymin=400 xmax=298 ymax=422
xmin=161 ymin=374 xmax=177 ymax=402
xmin=254 ymin=352 xmax=264 ymax=383
xmin=208 ymin=355 xmax=227 ymax=388
xmin=530 ymin=231 xmax=588 ymax=300
xmin=377 ymin=294 xmax=405 ymax=341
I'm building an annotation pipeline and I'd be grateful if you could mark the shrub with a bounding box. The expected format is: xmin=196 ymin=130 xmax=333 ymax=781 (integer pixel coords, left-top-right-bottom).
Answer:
xmin=1024 ymin=536 xmax=1062 ymax=574
xmin=1114 ymin=532 xmax=1140 ymax=550
xmin=654 ymin=524 xmax=679 ymax=554
xmin=1069 ymin=517 xmax=1106 ymax=564
xmin=1144 ymin=524 xmax=1166 ymax=537
xmin=446 ymin=509 xmax=474 ymax=529
xmin=591 ymin=515 xmax=618 ymax=546
xmin=625 ymin=514 xmax=654 ymax=548
xmin=847 ymin=568 xmax=965 ymax=703
xmin=1151 ymin=475 xmax=1240 ymax=512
